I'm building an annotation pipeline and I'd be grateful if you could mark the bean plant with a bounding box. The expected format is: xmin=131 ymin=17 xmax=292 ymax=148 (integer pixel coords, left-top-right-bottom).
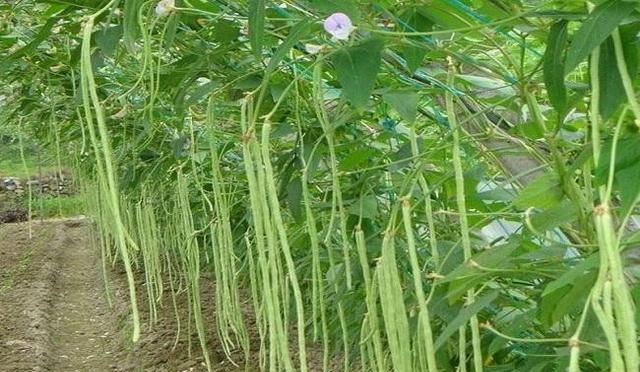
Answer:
xmin=2 ymin=0 xmax=640 ymax=371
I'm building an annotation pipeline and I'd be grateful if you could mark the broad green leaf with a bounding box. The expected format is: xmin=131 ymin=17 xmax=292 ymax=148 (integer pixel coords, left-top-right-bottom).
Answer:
xmin=185 ymin=81 xmax=218 ymax=107
xmin=95 ymin=25 xmax=122 ymax=58
xmin=530 ymin=10 xmax=587 ymax=21
xmin=434 ymin=290 xmax=499 ymax=351
xmin=399 ymin=8 xmax=433 ymax=73
xmin=540 ymin=271 xmax=595 ymax=326
xmin=597 ymin=136 xmax=640 ymax=179
xmin=348 ymin=195 xmax=379 ymax=219
xmin=383 ymin=90 xmax=418 ymax=123
xmin=488 ymin=310 xmax=533 ymax=356
xmin=564 ymin=0 xmax=636 ymax=75
xmin=634 ymin=286 xmax=640 ymax=334
xmin=598 ymin=23 xmax=640 ymax=119
xmin=596 ymin=135 xmax=640 ymax=211
xmin=6 ymin=16 xmax=58 ymax=61
xmin=184 ymin=0 xmax=220 ymax=13
xmin=446 ymin=274 xmax=490 ymax=304
xmin=441 ymin=240 xmax=520 ymax=284
xmin=265 ymin=20 xmax=311 ymax=77
xmin=306 ymin=0 xmax=360 ymax=21
xmin=332 ymin=38 xmax=385 ymax=110
xmin=402 ymin=45 xmax=427 ymax=75
xmin=163 ymin=13 xmax=179 ymax=48
xmin=513 ymin=173 xmax=564 ymax=209
xmin=542 ymin=255 xmax=598 ymax=296
xmin=543 ymin=21 xmax=568 ymax=114
xmin=248 ymin=0 xmax=266 ymax=59
xmin=616 ymin=164 xmax=640 ymax=215
xmin=287 ymin=176 xmax=303 ymax=222
xmin=213 ymin=19 xmax=240 ymax=43
xmin=528 ymin=199 xmax=578 ymax=232
xmin=123 ymin=0 xmax=142 ymax=53
xmin=422 ymin=2 xmax=481 ymax=30
xmin=339 ymin=147 xmax=378 ymax=171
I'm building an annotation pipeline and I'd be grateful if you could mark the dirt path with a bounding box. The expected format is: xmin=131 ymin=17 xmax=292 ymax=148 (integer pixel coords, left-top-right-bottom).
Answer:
xmin=0 ymin=220 xmax=330 ymax=371
xmin=0 ymin=219 xmax=129 ymax=372
xmin=0 ymin=220 xmax=259 ymax=372
xmin=47 ymin=221 xmax=124 ymax=371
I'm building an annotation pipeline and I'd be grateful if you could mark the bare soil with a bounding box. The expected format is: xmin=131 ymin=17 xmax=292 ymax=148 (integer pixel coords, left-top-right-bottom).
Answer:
xmin=0 ymin=220 xmax=330 ymax=371
xmin=0 ymin=220 xmax=130 ymax=371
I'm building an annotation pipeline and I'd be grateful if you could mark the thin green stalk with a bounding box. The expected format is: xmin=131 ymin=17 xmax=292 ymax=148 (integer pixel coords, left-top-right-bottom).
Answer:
xmin=377 ymin=229 xmax=412 ymax=372
xmin=589 ymin=43 xmax=639 ymax=372
xmin=260 ymin=117 xmax=308 ymax=372
xmin=17 ymin=117 xmax=32 ymax=238
xmin=408 ymin=128 xmax=440 ymax=268
xmin=401 ymin=197 xmax=438 ymax=372
xmin=240 ymin=99 xmax=292 ymax=371
xmin=355 ymin=227 xmax=385 ymax=372
xmin=612 ymin=29 xmax=640 ymax=125
xmin=312 ymin=63 xmax=354 ymax=291
xmin=80 ymin=4 xmax=140 ymax=342
xmin=446 ymin=59 xmax=483 ymax=372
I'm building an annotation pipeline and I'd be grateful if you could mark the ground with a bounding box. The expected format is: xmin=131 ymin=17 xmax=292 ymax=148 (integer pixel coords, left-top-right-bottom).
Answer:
xmin=0 ymin=219 xmax=261 ymax=372
xmin=0 ymin=219 xmax=333 ymax=371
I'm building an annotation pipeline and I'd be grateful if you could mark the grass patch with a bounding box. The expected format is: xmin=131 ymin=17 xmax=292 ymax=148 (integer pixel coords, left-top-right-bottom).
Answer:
xmin=0 ymin=158 xmax=62 ymax=178
xmin=32 ymin=195 xmax=86 ymax=219
xmin=1 ymin=138 xmax=83 ymax=219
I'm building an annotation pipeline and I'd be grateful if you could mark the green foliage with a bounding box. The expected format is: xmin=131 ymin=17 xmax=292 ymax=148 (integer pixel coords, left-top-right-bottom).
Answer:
xmin=544 ymin=20 xmax=568 ymax=114
xmin=564 ymin=0 xmax=636 ymax=75
xmin=248 ymin=0 xmax=266 ymax=59
xmin=332 ymin=38 xmax=385 ymax=110
xmin=3 ymin=0 xmax=640 ymax=371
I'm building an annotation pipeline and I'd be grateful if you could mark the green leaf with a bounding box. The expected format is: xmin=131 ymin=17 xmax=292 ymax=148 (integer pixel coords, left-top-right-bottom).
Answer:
xmin=616 ymin=164 xmax=640 ymax=215
xmin=306 ymin=0 xmax=360 ymax=21
xmin=339 ymin=147 xmax=377 ymax=171
xmin=332 ymin=38 xmax=385 ymax=110
xmin=383 ymin=90 xmax=418 ymax=123
xmin=540 ymin=271 xmax=595 ymax=326
xmin=212 ymin=19 xmax=240 ymax=43
xmin=596 ymin=135 xmax=640 ymax=212
xmin=544 ymin=21 xmax=568 ymax=114
xmin=185 ymin=81 xmax=218 ymax=107
xmin=528 ymin=199 xmax=578 ymax=232
xmin=542 ymin=255 xmax=598 ymax=296
xmin=287 ymin=176 xmax=303 ymax=222
xmin=597 ymin=136 xmax=640 ymax=180
xmin=402 ymin=45 xmax=427 ymax=75
xmin=6 ymin=16 xmax=58 ymax=61
xmin=348 ymin=195 xmax=379 ymax=219
xmin=564 ymin=0 xmax=636 ymax=75
xmin=248 ymin=0 xmax=266 ymax=59
xmin=265 ymin=20 xmax=311 ymax=77
xmin=163 ymin=13 xmax=179 ymax=48
xmin=442 ymin=240 xmax=520 ymax=284
xmin=184 ymin=0 xmax=220 ymax=13
xmin=399 ymin=8 xmax=433 ymax=73
xmin=95 ymin=25 xmax=122 ymax=58
xmin=123 ymin=0 xmax=142 ymax=53
xmin=434 ymin=290 xmax=499 ymax=351
xmin=513 ymin=173 xmax=564 ymax=210
xmin=598 ymin=23 xmax=640 ymax=119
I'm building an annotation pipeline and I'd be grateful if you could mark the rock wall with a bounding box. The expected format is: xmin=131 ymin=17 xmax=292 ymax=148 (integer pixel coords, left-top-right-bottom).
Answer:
xmin=0 ymin=171 xmax=75 ymax=197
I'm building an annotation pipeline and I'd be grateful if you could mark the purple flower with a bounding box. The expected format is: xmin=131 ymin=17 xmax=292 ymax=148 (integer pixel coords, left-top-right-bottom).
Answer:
xmin=324 ymin=13 xmax=354 ymax=40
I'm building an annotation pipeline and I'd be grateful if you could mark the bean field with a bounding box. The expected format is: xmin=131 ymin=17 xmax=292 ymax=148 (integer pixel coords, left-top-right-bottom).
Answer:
xmin=2 ymin=1 xmax=640 ymax=371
